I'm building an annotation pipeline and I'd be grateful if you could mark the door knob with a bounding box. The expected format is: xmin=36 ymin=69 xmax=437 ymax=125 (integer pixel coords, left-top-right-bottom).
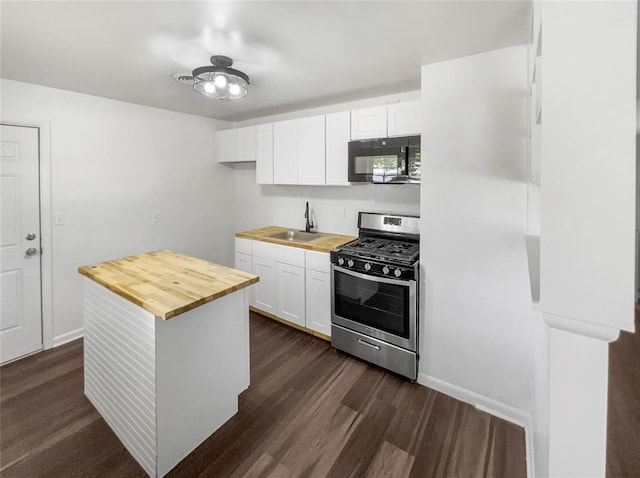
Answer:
xmin=25 ymin=247 xmax=38 ymax=256
xmin=25 ymin=233 xmax=36 ymax=241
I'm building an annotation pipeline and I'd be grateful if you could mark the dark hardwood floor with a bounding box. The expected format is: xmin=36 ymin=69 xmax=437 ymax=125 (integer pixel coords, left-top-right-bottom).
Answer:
xmin=1 ymin=312 xmax=526 ymax=477
xmin=607 ymin=302 xmax=640 ymax=478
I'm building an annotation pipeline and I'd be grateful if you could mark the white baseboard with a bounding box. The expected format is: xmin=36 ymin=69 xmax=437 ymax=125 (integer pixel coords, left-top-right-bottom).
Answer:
xmin=53 ymin=327 xmax=84 ymax=347
xmin=418 ymin=372 xmax=530 ymax=426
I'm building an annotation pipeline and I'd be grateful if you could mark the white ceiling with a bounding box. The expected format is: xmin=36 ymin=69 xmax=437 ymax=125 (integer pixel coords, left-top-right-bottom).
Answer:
xmin=0 ymin=1 xmax=531 ymax=122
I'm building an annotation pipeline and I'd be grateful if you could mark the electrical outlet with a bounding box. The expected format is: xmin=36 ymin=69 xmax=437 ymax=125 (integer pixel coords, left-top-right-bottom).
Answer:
xmin=153 ymin=211 xmax=161 ymax=223
xmin=338 ymin=207 xmax=346 ymax=218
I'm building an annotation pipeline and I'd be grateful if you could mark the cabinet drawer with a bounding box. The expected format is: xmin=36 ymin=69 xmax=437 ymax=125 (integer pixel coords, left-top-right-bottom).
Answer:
xmin=235 ymin=237 xmax=253 ymax=255
xmin=305 ymin=250 xmax=330 ymax=274
xmin=253 ymin=240 xmax=305 ymax=267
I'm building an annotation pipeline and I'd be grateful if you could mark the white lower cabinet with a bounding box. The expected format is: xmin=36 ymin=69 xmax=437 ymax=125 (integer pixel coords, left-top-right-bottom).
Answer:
xmin=234 ymin=252 xmax=253 ymax=306
xmin=234 ymin=252 xmax=252 ymax=273
xmin=252 ymin=256 xmax=277 ymax=314
xmin=235 ymin=238 xmax=333 ymax=338
xmin=305 ymin=269 xmax=331 ymax=335
xmin=276 ymin=263 xmax=306 ymax=326
xmin=305 ymin=250 xmax=331 ymax=336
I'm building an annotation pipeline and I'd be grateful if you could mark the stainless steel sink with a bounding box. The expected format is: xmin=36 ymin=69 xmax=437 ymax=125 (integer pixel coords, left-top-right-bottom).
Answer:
xmin=268 ymin=230 xmax=321 ymax=243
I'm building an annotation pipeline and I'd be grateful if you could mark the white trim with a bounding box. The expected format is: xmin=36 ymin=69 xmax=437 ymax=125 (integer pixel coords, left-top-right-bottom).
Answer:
xmin=524 ymin=424 xmax=535 ymax=478
xmin=418 ymin=373 xmax=530 ymax=427
xmin=53 ymin=327 xmax=83 ymax=347
xmin=1 ymin=117 xmax=54 ymax=350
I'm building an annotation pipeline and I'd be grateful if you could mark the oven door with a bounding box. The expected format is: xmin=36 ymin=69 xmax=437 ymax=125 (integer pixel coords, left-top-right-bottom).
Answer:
xmin=331 ymin=265 xmax=417 ymax=351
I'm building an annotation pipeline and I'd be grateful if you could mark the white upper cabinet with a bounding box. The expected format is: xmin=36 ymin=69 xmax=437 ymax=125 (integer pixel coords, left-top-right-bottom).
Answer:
xmin=256 ymin=123 xmax=274 ymax=184
xmin=351 ymin=102 xmax=421 ymax=140
xmin=325 ymin=111 xmax=351 ymax=186
xmin=387 ymin=100 xmax=422 ymax=136
xmin=297 ymin=115 xmax=325 ymax=185
xmin=216 ymin=129 xmax=238 ymax=163
xmin=273 ymin=119 xmax=298 ymax=184
xmin=216 ymin=126 xmax=257 ymax=163
xmin=351 ymin=105 xmax=387 ymax=140
xmin=238 ymin=126 xmax=257 ymax=162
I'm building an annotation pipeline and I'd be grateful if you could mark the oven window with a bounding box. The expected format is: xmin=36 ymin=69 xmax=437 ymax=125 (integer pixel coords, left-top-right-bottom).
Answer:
xmin=334 ymin=270 xmax=410 ymax=338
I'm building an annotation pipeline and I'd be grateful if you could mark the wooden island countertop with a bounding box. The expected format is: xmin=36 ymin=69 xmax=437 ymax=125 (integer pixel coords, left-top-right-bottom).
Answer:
xmin=236 ymin=226 xmax=356 ymax=252
xmin=78 ymin=250 xmax=259 ymax=320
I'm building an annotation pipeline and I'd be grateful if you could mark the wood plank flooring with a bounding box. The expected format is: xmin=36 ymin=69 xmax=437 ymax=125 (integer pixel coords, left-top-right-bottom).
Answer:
xmin=606 ymin=302 xmax=640 ymax=477
xmin=1 ymin=312 xmax=526 ymax=477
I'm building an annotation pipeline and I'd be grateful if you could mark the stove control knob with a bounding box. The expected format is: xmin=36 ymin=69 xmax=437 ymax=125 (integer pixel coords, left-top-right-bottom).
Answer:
xmin=364 ymin=263 xmax=371 ymax=271
xmin=394 ymin=269 xmax=402 ymax=278
xmin=338 ymin=257 xmax=344 ymax=266
xmin=348 ymin=259 xmax=354 ymax=268
xmin=382 ymin=266 xmax=390 ymax=275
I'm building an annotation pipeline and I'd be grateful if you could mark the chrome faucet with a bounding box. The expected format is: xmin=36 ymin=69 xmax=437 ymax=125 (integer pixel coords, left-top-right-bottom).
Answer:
xmin=304 ymin=201 xmax=314 ymax=233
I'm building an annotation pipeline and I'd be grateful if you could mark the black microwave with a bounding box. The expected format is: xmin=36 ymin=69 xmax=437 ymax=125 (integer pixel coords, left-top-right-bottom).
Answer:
xmin=348 ymin=135 xmax=421 ymax=184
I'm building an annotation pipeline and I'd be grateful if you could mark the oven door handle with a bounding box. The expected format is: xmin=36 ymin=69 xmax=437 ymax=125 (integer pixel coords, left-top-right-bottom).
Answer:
xmin=332 ymin=265 xmax=415 ymax=287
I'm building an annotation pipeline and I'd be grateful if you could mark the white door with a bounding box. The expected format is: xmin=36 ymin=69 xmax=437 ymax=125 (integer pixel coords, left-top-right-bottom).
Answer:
xmin=273 ymin=119 xmax=298 ymax=184
xmin=0 ymin=124 xmax=42 ymax=363
xmin=276 ymin=262 xmax=305 ymax=327
xmin=325 ymin=111 xmax=351 ymax=186
xmin=297 ymin=115 xmax=325 ymax=185
xmin=256 ymin=123 xmax=274 ymax=185
xmin=252 ymin=256 xmax=277 ymax=314
xmin=351 ymin=105 xmax=387 ymax=140
xmin=305 ymin=269 xmax=331 ymax=336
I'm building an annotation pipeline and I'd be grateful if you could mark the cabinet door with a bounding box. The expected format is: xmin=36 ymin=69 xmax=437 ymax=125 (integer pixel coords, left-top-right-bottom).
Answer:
xmin=216 ymin=129 xmax=239 ymax=162
xmin=297 ymin=115 xmax=325 ymax=185
xmin=252 ymin=256 xmax=277 ymax=315
xmin=256 ymin=123 xmax=274 ymax=184
xmin=238 ymin=126 xmax=257 ymax=162
xmin=235 ymin=252 xmax=252 ymax=273
xmin=273 ymin=119 xmax=298 ymax=184
xmin=235 ymin=252 xmax=254 ymax=306
xmin=351 ymin=106 xmax=387 ymax=140
xmin=276 ymin=263 xmax=305 ymax=327
xmin=387 ymin=101 xmax=422 ymax=136
xmin=305 ymin=269 xmax=331 ymax=336
xmin=325 ymin=111 xmax=351 ymax=185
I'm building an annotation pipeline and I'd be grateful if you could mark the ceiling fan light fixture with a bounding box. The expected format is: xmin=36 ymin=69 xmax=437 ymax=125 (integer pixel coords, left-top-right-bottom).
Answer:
xmin=192 ymin=55 xmax=249 ymax=100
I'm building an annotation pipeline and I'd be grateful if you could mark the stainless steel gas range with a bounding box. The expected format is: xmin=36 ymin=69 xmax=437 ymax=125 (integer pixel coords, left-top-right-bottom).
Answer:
xmin=330 ymin=212 xmax=419 ymax=380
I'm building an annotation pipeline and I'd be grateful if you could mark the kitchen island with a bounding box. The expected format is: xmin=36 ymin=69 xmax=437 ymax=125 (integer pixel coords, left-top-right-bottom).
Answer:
xmin=78 ymin=250 xmax=258 ymax=477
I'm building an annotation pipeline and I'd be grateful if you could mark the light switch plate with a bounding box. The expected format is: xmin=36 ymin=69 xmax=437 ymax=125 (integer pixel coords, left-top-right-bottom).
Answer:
xmin=54 ymin=211 xmax=65 ymax=226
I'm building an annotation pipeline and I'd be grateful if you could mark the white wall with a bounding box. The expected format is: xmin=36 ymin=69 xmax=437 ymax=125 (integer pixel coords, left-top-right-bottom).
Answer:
xmin=539 ymin=2 xmax=637 ymax=476
xmin=230 ymin=91 xmax=421 ymax=236
xmin=541 ymin=1 xmax=635 ymax=334
xmin=1 ymin=79 xmax=234 ymax=345
xmin=233 ymin=168 xmax=419 ymax=236
xmin=419 ymin=46 xmax=537 ymax=422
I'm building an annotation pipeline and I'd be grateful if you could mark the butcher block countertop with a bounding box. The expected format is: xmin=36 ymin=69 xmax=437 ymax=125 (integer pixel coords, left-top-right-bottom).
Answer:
xmin=236 ymin=226 xmax=357 ymax=253
xmin=78 ymin=250 xmax=259 ymax=320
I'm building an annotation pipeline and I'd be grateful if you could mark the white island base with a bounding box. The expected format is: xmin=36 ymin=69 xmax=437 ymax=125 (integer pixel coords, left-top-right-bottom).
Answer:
xmin=82 ymin=278 xmax=250 ymax=477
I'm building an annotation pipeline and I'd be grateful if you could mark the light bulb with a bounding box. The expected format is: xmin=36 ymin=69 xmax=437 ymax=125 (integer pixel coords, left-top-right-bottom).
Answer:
xmin=229 ymin=83 xmax=240 ymax=96
xmin=203 ymin=82 xmax=216 ymax=94
xmin=214 ymin=74 xmax=228 ymax=88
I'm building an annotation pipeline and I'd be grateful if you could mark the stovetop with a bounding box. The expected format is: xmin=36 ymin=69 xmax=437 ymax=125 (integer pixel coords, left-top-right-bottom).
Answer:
xmin=338 ymin=236 xmax=419 ymax=264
